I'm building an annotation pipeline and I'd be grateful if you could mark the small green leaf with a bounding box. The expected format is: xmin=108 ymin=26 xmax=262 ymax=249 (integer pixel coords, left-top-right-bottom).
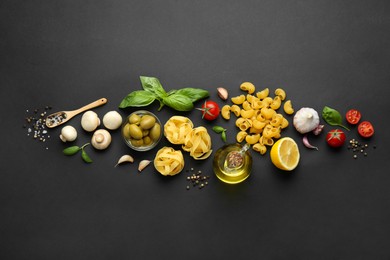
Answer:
xmin=212 ymin=126 xmax=225 ymax=134
xmin=63 ymin=146 xmax=81 ymax=156
xmin=221 ymin=131 xmax=227 ymax=142
xmin=81 ymin=149 xmax=93 ymax=163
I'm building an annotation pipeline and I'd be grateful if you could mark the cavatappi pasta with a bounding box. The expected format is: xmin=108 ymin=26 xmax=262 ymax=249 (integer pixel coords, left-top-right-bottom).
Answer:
xmin=225 ymin=83 xmax=294 ymax=155
xmin=154 ymin=147 xmax=185 ymax=176
xmin=164 ymin=116 xmax=212 ymax=160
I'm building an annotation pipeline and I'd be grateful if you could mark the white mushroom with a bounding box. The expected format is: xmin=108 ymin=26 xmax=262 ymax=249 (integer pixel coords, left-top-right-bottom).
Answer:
xmin=103 ymin=111 xmax=123 ymax=130
xmin=59 ymin=125 xmax=77 ymax=142
xmin=81 ymin=111 xmax=100 ymax=132
xmin=91 ymin=129 xmax=111 ymax=150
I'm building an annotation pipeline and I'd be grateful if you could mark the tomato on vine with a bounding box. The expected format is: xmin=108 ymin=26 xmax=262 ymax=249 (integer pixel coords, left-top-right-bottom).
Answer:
xmin=197 ymin=100 xmax=220 ymax=121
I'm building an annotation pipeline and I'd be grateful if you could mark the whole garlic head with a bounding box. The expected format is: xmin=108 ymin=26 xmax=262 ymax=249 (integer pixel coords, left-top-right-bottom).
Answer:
xmin=91 ymin=129 xmax=111 ymax=150
xmin=81 ymin=111 xmax=100 ymax=132
xmin=59 ymin=125 xmax=77 ymax=142
xmin=103 ymin=111 xmax=123 ymax=130
xmin=293 ymin=107 xmax=320 ymax=134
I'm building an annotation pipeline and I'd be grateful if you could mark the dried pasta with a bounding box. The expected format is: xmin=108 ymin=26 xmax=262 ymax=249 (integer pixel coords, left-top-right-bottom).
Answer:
xmin=182 ymin=126 xmax=212 ymax=160
xmin=221 ymin=105 xmax=231 ymax=120
xmin=240 ymin=82 xmax=255 ymax=94
xmin=224 ymin=85 xmax=293 ymax=155
xmin=164 ymin=116 xmax=193 ymax=144
xmin=164 ymin=116 xmax=212 ymax=160
xmin=283 ymin=100 xmax=294 ymax=115
xmin=154 ymin=147 xmax=184 ymax=176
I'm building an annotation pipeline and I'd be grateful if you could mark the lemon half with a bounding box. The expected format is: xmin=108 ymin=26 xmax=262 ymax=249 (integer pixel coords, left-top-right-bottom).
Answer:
xmin=270 ymin=137 xmax=300 ymax=171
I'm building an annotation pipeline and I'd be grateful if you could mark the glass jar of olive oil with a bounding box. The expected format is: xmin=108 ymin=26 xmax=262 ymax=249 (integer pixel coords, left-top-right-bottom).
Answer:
xmin=213 ymin=143 xmax=252 ymax=184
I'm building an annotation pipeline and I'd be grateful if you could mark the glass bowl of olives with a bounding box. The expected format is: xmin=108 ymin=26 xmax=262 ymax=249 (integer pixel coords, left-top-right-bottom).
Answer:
xmin=121 ymin=110 xmax=162 ymax=151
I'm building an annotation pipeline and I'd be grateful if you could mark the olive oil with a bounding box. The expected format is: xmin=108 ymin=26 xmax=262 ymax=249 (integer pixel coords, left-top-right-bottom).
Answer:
xmin=213 ymin=143 xmax=252 ymax=184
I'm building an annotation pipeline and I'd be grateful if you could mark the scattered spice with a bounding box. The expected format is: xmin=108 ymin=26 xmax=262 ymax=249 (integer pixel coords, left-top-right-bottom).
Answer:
xmin=347 ymin=139 xmax=375 ymax=159
xmin=24 ymin=105 xmax=52 ymax=149
xmin=186 ymin=168 xmax=210 ymax=190
xmin=46 ymin=112 xmax=67 ymax=127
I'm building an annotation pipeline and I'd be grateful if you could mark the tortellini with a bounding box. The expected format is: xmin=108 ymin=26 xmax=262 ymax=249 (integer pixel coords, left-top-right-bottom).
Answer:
xmin=228 ymin=83 xmax=294 ymax=155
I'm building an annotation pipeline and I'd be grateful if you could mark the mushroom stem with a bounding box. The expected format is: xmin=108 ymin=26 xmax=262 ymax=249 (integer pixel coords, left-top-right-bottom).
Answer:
xmin=95 ymin=133 xmax=104 ymax=143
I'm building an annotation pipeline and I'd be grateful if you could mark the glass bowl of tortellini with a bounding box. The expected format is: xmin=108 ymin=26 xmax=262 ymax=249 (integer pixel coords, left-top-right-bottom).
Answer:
xmin=121 ymin=110 xmax=162 ymax=151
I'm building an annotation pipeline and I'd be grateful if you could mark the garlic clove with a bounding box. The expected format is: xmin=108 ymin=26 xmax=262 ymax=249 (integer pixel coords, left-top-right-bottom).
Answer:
xmin=138 ymin=160 xmax=151 ymax=172
xmin=313 ymin=125 xmax=324 ymax=136
xmin=303 ymin=134 xmax=318 ymax=150
xmin=114 ymin=155 xmax=134 ymax=167
xmin=217 ymin=87 xmax=228 ymax=100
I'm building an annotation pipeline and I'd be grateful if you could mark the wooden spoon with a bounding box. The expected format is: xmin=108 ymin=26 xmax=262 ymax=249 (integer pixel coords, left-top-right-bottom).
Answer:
xmin=45 ymin=98 xmax=108 ymax=128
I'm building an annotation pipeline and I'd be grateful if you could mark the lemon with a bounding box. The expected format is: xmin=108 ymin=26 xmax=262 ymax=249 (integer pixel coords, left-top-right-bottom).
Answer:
xmin=270 ymin=137 xmax=300 ymax=171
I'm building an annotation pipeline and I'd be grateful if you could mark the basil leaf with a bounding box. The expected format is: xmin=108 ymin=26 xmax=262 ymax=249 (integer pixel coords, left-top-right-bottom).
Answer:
xmin=322 ymin=106 xmax=350 ymax=131
xmin=140 ymin=76 xmax=167 ymax=98
xmin=162 ymin=93 xmax=194 ymax=111
xmin=81 ymin=149 xmax=93 ymax=163
xmin=63 ymin=146 xmax=80 ymax=156
xmin=212 ymin=126 xmax=225 ymax=133
xmin=119 ymin=90 xmax=156 ymax=108
xmin=221 ymin=131 xmax=227 ymax=142
xmin=172 ymin=88 xmax=209 ymax=103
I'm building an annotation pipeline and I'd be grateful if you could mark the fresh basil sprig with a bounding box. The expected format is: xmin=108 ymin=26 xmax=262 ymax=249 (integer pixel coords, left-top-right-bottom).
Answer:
xmin=322 ymin=106 xmax=350 ymax=131
xmin=212 ymin=126 xmax=227 ymax=142
xmin=119 ymin=76 xmax=209 ymax=111
xmin=63 ymin=143 xmax=93 ymax=163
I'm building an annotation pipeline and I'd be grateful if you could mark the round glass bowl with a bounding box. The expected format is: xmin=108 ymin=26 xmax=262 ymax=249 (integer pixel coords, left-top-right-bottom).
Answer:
xmin=213 ymin=143 xmax=252 ymax=184
xmin=121 ymin=110 xmax=162 ymax=151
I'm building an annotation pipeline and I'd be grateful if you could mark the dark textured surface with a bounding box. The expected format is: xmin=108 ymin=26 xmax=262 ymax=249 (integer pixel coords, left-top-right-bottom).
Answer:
xmin=1 ymin=0 xmax=390 ymax=259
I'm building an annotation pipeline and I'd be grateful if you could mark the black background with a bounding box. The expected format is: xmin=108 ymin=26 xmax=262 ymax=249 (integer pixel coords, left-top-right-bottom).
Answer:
xmin=2 ymin=0 xmax=390 ymax=259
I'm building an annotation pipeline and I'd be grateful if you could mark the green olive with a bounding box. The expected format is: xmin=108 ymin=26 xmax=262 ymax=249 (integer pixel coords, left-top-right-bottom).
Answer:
xmin=122 ymin=123 xmax=132 ymax=139
xmin=149 ymin=123 xmax=161 ymax=141
xmin=129 ymin=114 xmax=141 ymax=125
xmin=142 ymin=130 xmax=149 ymax=137
xmin=140 ymin=115 xmax=156 ymax=130
xmin=143 ymin=136 xmax=152 ymax=146
xmin=128 ymin=124 xmax=143 ymax=140
xmin=130 ymin=138 xmax=144 ymax=147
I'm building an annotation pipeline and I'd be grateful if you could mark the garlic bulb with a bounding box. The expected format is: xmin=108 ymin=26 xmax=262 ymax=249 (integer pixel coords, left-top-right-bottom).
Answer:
xmin=293 ymin=107 xmax=320 ymax=134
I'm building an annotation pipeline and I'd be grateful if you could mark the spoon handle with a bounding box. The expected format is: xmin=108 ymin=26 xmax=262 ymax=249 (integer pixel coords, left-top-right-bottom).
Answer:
xmin=67 ymin=98 xmax=108 ymax=117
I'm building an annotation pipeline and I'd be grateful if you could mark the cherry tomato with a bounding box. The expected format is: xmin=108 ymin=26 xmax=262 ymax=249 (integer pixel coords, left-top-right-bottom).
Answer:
xmin=197 ymin=100 xmax=220 ymax=121
xmin=326 ymin=129 xmax=346 ymax=148
xmin=346 ymin=109 xmax=361 ymax=125
xmin=358 ymin=121 xmax=374 ymax=138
